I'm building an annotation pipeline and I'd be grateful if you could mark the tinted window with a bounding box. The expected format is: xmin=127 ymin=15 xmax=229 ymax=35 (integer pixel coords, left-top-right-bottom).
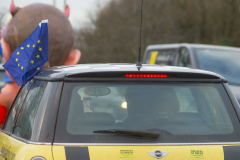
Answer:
xmin=13 ymin=80 xmax=47 ymax=140
xmin=146 ymin=49 xmax=176 ymax=65
xmin=194 ymin=48 xmax=240 ymax=86
xmin=55 ymin=82 xmax=240 ymax=143
xmin=177 ymin=48 xmax=192 ymax=67
xmin=4 ymin=81 xmax=32 ymax=132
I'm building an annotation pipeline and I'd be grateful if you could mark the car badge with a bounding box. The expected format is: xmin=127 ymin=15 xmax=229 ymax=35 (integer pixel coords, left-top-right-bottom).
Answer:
xmin=148 ymin=150 xmax=168 ymax=159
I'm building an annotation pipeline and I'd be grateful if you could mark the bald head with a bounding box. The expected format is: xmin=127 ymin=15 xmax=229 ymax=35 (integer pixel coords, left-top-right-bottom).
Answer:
xmin=4 ymin=3 xmax=74 ymax=67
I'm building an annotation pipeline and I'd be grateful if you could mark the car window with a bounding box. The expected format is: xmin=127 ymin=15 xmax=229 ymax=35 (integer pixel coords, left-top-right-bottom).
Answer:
xmin=55 ymin=82 xmax=240 ymax=143
xmin=194 ymin=48 xmax=240 ymax=86
xmin=4 ymin=81 xmax=32 ymax=133
xmin=146 ymin=49 xmax=176 ymax=65
xmin=0 ymin=71 xmax=5 ymax=89
xmin=12 ymin=80 xmax=47 ymax=140
xmin=177 ymin=48 xmax=192 ymax=67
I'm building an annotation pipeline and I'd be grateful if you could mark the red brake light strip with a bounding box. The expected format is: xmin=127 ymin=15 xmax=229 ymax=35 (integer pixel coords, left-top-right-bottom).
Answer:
xmin=125 ymin=74 xmax=167 ymax=78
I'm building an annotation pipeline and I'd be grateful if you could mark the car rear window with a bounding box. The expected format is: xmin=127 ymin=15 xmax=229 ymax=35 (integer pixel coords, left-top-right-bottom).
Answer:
xmin=146 ymin=49 xmax=176 ymax=65
xmin=55 ymin=82 xmax=240 ymax=143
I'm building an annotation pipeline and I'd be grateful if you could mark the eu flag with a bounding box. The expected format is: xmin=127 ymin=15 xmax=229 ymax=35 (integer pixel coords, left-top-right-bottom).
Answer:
xmin=3 ymin=20 xmax=48 ymax=86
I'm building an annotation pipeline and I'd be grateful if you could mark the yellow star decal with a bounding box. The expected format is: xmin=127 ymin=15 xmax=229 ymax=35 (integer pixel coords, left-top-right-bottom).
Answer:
xmin=18 ymin=64 xmax=20 ymax=67
xmin=21 ymin=66 xmax=23 ymax=70
xmin=37 ymin=40 xmax=41 ymax=44
xmin=17 ymin=52 xmax=20 ymax=55
xmin=33 ymin=44 xmax=35 ymax=48
xmin=27 ymin=44 xmax=30 ymax=48
xmin=36 ymin=55 xmax=40 ymax=58
xmin=16 ymin=58 xmax=18 ymax=62
xmin=37 ymin=67 xmax=40 ymax=70
xmin=39 ymin=47 xmax=42 ymax=51
xmin=21 ymin=47 xmax=24 ymax=50
xmin=31 ymin=60 xmax=34 ymax=64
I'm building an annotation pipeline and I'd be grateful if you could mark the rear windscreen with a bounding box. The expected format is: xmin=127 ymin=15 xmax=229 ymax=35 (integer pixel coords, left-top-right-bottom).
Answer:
xmin=55 ymin=82 xmax=240 ymax=143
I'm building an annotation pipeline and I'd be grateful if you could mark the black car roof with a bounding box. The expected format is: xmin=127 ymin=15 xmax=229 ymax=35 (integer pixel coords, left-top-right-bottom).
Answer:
xmin=34 ymin=63 xmax=226 ymax=82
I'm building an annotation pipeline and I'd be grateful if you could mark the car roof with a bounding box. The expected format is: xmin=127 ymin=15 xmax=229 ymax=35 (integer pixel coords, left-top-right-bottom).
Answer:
xmin=146 ymin=43 xmax=240 ymax=51
xmin=34 ymin=63 xmax=225 ymax=81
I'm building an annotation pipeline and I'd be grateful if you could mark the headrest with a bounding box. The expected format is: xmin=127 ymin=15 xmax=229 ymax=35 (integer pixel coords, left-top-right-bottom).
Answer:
xmin=125 ymin=87 xmax=180 ymax=115
xmin=77 ymin=113 xmax=115 ymax=126
xmin=152 ymin=87 xmax=180 ymax=113
xmin=67 ymin=91 xmax=84 ymax=123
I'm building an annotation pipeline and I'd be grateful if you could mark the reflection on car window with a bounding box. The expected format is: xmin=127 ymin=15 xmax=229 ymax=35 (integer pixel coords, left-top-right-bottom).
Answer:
xmin=195 ymin=48 xmax=240 ymax=86
xmin=56 ymin=82 xmax=239 ymax=143
xmin=177 ymin=48 xmax=191 ymax=67
xmin=13 ymin=80 xmax=47 ymax=140
xmin=4 ymin=81 xmax=32 ymax=132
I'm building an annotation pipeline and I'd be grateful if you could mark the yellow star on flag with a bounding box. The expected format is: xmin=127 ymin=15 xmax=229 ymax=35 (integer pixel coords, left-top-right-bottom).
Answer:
xmin=39 ymin=47 xmax=42 ymax=51
xmin=18 ymin=64 xmax=20 ymax=67
xmin=36 ymin=55 xmax=40 ymax=58
xmin=27 ymin=44 xmax=30 ymax=48
xmin=37 ymin=67 xmax=40 ymax=70
xmin=16 ymin=58 xmax=18 ymax=62
xmin=31 ymin=60 xmax=34 ymax=64
xmin=33 ymin=44 xmax=35 ymax=48
xmin=21 ymin=66 xmax=23 ymax=70
xmin=37 ymin=40 xmax=41 ymax=44
xmin=21 ymin=47 xmax=24 ymax=50
xmin=17 ymin=52 xmax=20 ymax=55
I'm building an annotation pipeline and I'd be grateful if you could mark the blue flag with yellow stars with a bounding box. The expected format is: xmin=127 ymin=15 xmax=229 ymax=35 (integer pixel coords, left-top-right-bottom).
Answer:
xmin=3 ymin=20 xmax=48 ymax=86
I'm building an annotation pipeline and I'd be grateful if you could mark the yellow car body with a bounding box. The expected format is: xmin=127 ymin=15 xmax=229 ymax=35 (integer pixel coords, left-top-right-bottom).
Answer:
xmin=0 ymin=133 xmax=239 ymax=160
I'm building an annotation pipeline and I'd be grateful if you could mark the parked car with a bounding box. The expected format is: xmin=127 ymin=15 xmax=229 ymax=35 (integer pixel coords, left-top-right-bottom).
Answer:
xmin=1 ymin=63 xmax=240 ymax=160
xmin=143 ymin=43 xmax=240 ymax=104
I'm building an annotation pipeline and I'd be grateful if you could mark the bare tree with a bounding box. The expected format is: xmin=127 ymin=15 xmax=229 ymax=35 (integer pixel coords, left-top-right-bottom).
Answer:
xmin=75 ymin=0 xmax=240 ymax=64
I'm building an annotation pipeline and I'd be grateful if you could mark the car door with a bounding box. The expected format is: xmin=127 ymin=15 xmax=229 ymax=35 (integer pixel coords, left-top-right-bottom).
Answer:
xmin=0 ymin=80 xmax=53 ymax=160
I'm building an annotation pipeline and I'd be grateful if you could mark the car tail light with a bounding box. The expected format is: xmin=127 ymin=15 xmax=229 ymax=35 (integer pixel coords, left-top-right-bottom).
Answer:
xmin=125 ymin=74 xmax=167 ymax=78
xmin=31 ymin=157 xmax=46 ymax=160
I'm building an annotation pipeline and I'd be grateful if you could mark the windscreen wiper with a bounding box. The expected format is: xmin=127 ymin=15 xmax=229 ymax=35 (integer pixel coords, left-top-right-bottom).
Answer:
xmin=93 ymin=129 xmax=159 ymax=138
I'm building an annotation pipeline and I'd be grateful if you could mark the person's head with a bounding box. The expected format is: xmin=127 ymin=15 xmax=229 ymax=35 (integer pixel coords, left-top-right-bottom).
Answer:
xmin=0 ymin=1 xmax=81 ymax=114
xmin=1 ymin=1 xmax=81 ymax=67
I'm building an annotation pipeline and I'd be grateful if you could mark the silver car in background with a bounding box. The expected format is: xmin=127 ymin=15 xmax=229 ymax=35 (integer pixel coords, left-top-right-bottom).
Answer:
xmin=143 ymin=43 xmax=240 ymax=104
xmin=0 ymin=64 xmax=5 ymax=90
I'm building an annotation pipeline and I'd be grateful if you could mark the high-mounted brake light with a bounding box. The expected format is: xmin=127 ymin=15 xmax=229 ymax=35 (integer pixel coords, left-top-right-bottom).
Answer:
xmin=125 ymin=74 xmax=167 ymax=78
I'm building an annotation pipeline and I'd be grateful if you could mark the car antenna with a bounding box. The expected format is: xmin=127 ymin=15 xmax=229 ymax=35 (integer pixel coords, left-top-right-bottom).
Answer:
xmin=136 ymin=0 xmax=143 ymax=68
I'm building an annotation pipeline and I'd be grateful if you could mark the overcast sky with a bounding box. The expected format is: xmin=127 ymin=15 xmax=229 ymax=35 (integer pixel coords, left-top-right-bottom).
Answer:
xmin=1 ymin=0 xmax=111 ymax=28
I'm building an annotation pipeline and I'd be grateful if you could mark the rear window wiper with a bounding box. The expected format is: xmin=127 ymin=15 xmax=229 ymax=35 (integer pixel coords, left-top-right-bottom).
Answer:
xmin=93 ymin=129 xmax=160 ymax=138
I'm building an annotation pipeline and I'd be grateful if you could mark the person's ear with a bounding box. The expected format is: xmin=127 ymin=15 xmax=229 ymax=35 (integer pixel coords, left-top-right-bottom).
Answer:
xmin=64 ymin=49 xmax=81 ymax=65
xmin=1 ymin=38 xmax=12 ymax=63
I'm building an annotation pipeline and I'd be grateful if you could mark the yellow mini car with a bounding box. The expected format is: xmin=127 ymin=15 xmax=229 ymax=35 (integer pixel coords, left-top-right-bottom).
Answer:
xmin=1 ymin=64 xmax=240 ymax=160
